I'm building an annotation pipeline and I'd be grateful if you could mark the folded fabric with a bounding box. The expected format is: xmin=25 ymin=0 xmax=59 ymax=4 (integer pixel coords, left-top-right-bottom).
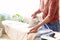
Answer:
xmin=35 ymin=31 xmax=53 ymax=38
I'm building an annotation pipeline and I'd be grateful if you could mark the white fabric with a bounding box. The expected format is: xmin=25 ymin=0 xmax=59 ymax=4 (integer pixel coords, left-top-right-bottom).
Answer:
xmin=2 ymin=20 xmax=30 ymax=40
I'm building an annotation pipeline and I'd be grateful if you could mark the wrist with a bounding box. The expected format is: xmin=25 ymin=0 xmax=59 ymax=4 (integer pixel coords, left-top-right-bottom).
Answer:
xmin=36 ymin=23 xmax=42 ymax=28
xmin=35 ymin=25 xmax=40 ymax=29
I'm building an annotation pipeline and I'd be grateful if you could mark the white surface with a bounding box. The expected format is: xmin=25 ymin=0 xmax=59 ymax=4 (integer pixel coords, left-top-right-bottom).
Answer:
xmin=0 ymin=28 xmax=3 ymax=37
xmin=54 ymin=32 xmax=60 ymax=40
xmin=2 ymin=20 xmax=31 ymax=32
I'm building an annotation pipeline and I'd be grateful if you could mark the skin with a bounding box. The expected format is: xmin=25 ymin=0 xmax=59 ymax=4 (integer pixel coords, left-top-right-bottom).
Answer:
xmin=28 ymin=0 xmax=58 ymax=34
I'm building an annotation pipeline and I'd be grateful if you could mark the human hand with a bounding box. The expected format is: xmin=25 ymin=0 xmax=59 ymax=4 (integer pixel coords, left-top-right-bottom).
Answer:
xmin=31 ymin=13 xmax=37 ymax=19
xmin=28 ymin=26 xmax=38 ymax=34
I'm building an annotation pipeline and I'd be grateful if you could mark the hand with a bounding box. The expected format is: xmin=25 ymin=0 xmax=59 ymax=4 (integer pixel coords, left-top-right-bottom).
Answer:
xmin=28 ymin=26 xmax=38 ymax=34
xmin=31 ymin=13 xmax=37 ymax=19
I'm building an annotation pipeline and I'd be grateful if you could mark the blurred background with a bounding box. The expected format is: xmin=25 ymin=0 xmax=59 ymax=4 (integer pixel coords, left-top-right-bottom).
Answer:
xmin=0 ymin=0 xmax=40 ymax=17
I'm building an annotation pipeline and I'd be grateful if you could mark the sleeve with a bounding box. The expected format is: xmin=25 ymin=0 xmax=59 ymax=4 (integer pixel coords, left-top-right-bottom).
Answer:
xmin=48 ymin=0 xmax=58 ymax=20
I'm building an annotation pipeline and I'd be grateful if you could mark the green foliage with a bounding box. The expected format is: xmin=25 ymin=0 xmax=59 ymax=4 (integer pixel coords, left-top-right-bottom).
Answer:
xmin=12 ymin=14 xmax=24 ymax=22
xmin=0 ymin=14 xmax=5 ymax=21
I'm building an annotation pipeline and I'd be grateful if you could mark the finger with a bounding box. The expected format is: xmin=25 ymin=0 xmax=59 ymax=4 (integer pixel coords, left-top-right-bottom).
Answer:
xmin=27 ymin=30 xmax=34 ymax=34
xmin=31 ymin=16 xmax=35 ymax=19
xmin=30 ymin=28 xmax=35 ymax=31
xmin=29 ymin=30 xmax=36 ymax=33
xmin=33 ymin=16 xmax=38 ymax=19
xmin=30 ymin=29 xmax=33 ymax=31
xmin=27 ymin=31 xmax=32 ymax=34
xmin=31 ymin=14 xmax=34 ymax=17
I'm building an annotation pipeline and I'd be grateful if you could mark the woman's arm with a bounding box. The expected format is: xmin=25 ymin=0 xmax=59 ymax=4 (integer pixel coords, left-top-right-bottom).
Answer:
xmin=28 ymin=0 xmax=58 ymax=34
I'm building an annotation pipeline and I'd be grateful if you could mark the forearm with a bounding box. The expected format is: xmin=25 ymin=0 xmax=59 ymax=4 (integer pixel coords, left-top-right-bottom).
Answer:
xmin=36 ymin=0 xmax=58 ymax=29
xmin=35 ymin=15 xmax=51 ymax=28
